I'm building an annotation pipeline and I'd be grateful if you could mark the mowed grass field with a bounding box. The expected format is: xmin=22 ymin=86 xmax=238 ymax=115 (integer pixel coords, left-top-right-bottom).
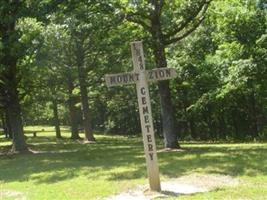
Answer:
xmin=0 ymin=126 xmax=267 ymax=200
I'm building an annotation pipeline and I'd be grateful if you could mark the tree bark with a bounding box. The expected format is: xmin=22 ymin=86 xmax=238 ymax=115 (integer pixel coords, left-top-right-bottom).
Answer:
xmin=158 ymin=81 xmax=179 ymax=148
xmin=151 ymin=19 xmax=180 ymax=148
xmin=249 ymin=89 xmax=259 ymax=138
xmin=2 ymin=111 xmax=12 ymax=139
xmin=73 ymin=37 xmax=95 ymax=142
xmin=6 ymin=70 xmax=28 ymax=152
xmin=1 ymin=114 xmax=8 ymax=139
xmin=67 ymin=77 xmax=80 ymax=139
xmin=52 ymin=100 xmax=61 ymax=139
xmin=0 ymin=0 xmax=28 ymax=152
xmin=189 ymin=119 xmax=197 ymax=140
xmin=4 ymin=110 xmax=13 ymax=139
xmin=153 ymin=49 xmax=179 ymax=148
xmin=77 ymin=64 xmax=95 ymax=141
xmin=218 ymin=111 xmax=226 ymax=140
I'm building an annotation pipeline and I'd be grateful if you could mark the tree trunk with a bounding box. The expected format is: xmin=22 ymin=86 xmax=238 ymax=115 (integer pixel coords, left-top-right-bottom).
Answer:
xmin=6 ymin=111 xmax=13 ymax=139
xmin=1 ymin=114 xmax=8 ymax=139
xmin=77 ymin=64 xmax=95 ymax=141
xmin=232 ymin=110 xmax=241 ymax=140
xmin=0 ymin=1 xmax=27 ymax=152
xmin=74 ymin=38 xmax=95 ymax=142
xmin=6 ymin=72 xmax=28 ymax=152
xmin=67 ymin=77 xmax=80 ymax=139
xmin=189 ymin=119 xmax=197 ymax=140
xmin=52 ymin=100 xmax=61 ymax=139
xmin=158 ymin=81 xmax=179 ymax=148
xmin=154 ymin=53 xmax=179 ymax=148
xmin=151 ymin=23 xmax=180 ymax=148
xmin=5 ymin=111 xmax=13 ymax=139
xmin=249 ymin=89 xmax=259 ymax=138
xmin=218 ymin=111 xmax=227 ymax=140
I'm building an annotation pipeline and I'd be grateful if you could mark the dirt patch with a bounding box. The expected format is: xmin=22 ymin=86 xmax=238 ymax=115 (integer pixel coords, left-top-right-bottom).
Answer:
xmin=0 ymin=146 xmax=34 ymax=156
xmin=167 ymin=173 xmax=239 ymax=190
xmin=83 ymin=140 xmax=97 ymax=144
xmin=30 ymin=149 xmax=78 ymax=154
xmin=107 ymin=174 xmax=239 ymax=200
xmin=0 ymin=190 xmax=26 ymax=200
xmin=157 ymin=148 xmax=186 ymax=153
xmin=0 ymin=147 xmax=78 ymax=156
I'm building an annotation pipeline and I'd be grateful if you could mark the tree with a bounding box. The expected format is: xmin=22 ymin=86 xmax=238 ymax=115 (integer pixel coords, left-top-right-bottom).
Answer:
xmin=36 ymin=21 xmax=82 ymax=139
xmin=0 ymin=1 xmax=28 ymax=152
xmin=36 ymin=1 xmax=119 ymax=141
xmin=61 ymin=2 xmax=121 ymax=141
xmin=176 ymin=0 xmax=267 ymax=140
xmin=117 ymin=0 xmax=212 ymax=148
xmin=0 ymin=0 xmax=65 ymax=152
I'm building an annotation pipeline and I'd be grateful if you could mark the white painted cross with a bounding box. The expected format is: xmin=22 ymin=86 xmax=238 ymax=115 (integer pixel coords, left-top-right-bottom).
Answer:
xmin=104 ymin=41 xmax=177 ymax=192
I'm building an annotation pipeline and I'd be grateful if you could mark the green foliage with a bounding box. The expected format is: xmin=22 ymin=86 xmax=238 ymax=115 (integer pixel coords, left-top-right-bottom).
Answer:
xmin=166 ymin=0 xmax=267 ymax=140
xmin=1 ymin=0 xmax=266 ymax=141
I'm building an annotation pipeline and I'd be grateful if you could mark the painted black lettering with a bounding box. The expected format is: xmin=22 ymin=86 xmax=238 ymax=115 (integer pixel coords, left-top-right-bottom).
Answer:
xmin=110 ymin=76 xmax=116 ymax=84
xmin=145 ymin=125 xmax=151 ymax=132
xmin=140 ymin=87 xmax=146 ymax=95
xmin=123 ymin=74 xmax=128 ymax=83
xmin=166 ymin=69 xmax=171 ymax=77
xmin=144 ymin=115 xmax=149 ymax=123
xmin=142 ymin=97 xmax=146 ymax=105
xmin=138 ymin=56 xmax=142 ymax=62
xmin=159 ymin=70 xmax=165 ymax=78
xmin=135 ymin=73 xmax=139 ymax=81
xmin=155 ymin=71 xmax=158 ymax=79
xmin=149 ymin=71 xmax=153 ymax=79
xmin=147 ymin=135 xmax=152 ymax=142
xmin=134 ymin=45 xmax=141 ymax=57
xmin=117 ymin=76 xmax=122 ymax=83
xmin=143 ymin=106 xmax=149 ymax=115
xmin=129 ymin=74 xmax=134 ymax=82
xmin=138 ymin=56 xmax=144 ymax=70
xmin=149 ymin=153 xmax=153 ymax=160
xmin=148 ymin=144 xmax=153 ymax=151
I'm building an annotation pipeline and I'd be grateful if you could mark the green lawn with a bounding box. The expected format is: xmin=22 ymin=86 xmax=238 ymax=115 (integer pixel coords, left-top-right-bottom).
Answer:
xmin=0 ymin=126 xmax=267 ymax=200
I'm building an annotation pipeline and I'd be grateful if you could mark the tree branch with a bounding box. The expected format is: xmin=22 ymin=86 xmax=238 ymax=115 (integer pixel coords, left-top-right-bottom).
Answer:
xmin=150 ymin=0 xmax=165 ymax=16
xmin=164 ymin=0 xmax=211 ymax=39
xmin=158 ymin=0 xmax=164 ymax=14
xmin=126 ymin=12 xmax=152 ymax=32
xmin=164 ymin=15 xmax=206 ymax=46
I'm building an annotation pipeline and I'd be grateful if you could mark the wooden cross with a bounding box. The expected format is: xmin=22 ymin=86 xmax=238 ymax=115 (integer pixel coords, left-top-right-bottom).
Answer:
xmin=104 ymin=41 xmax=177 ymax=192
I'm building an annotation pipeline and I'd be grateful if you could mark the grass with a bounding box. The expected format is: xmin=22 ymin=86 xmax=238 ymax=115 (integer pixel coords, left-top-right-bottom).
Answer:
xmin=0 ymin=126 xmax=267 ymax=200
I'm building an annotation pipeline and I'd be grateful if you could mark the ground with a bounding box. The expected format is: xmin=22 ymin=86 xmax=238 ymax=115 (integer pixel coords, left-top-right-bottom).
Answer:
xmin=107 ymin=174 xmax=239 ymax=200
xmin=0 ymin=126 xmax=267 ymax=200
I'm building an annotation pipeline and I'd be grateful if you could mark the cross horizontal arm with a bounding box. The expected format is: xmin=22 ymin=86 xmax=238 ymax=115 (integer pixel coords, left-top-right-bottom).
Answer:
xmin=105 ymin=68 xmax=177 ymax=87
xmin=105 ymin=72 xmax=139 ymax=87
xmin=146 ymin=68 xmax=177 ymax=82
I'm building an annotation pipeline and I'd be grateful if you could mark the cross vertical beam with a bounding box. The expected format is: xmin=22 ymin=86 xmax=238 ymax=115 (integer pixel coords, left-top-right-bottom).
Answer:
xmin=131 ymin=41 xmax=161 ymax=191
xmin=105 ymin=41 xmax=177 ymax=191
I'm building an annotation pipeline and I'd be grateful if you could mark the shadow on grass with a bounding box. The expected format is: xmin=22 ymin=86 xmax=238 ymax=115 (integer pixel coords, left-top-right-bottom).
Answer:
xmin=0 ymin=136 xmax=267 ymax=185
xmin=158 ymin=145 xmax=267 ymax=178
xmin=0 ymin=136 xmax=147 ymax=184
